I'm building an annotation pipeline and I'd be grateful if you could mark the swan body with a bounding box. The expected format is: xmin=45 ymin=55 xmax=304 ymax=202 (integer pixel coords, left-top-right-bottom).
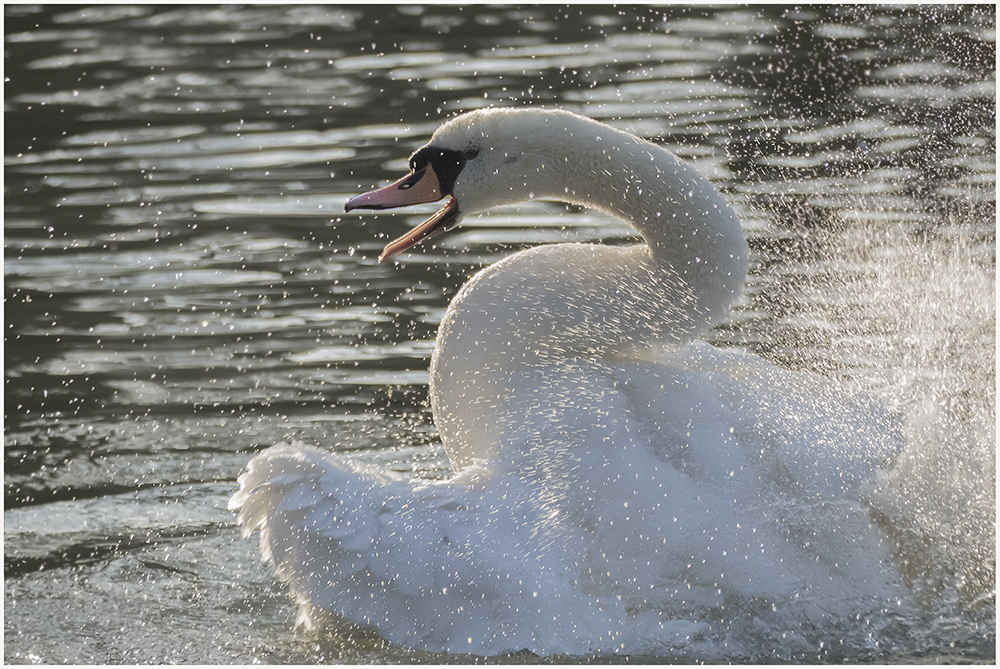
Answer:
xmin=230 ymin=109 xmax=905 ymax=656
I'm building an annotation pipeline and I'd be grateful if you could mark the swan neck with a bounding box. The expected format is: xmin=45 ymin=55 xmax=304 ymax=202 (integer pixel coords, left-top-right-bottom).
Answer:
xmin=536 ymin=122 xmax=748 ymax=322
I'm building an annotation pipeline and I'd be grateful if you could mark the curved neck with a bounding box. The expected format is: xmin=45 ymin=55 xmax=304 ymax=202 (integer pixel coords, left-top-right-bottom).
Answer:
xmin=430 ymin=112 xmax=749 ymax=468
xmin=525 ymin=118 xmax=748 ymax=324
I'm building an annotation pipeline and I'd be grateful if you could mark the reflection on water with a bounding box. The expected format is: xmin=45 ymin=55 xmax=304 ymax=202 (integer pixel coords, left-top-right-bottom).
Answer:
xmin=4 ymin=4 xmax=994 ymax=663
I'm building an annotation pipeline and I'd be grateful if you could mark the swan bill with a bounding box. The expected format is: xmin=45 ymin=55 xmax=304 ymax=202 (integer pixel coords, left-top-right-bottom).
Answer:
xmin=345 ymin=162 xmax=463 ymax=262
xmin=379 ymin=197 xmax=460 ymax=262
xmin=344 ymin=165 xmax=444 ymax=211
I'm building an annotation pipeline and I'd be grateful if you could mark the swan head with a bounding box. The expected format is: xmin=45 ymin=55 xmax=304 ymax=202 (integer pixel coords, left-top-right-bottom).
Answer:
xmin=345 ymin=108 xmax=581 ymax=261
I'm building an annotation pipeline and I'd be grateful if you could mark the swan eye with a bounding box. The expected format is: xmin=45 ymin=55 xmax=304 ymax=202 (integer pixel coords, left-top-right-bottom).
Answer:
xmin=462 ymin=148 xmax=479 ymax=160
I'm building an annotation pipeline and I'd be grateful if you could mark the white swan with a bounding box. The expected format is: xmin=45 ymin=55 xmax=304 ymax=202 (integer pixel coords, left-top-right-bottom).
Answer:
xmin=230 ymin=108 xmax=906 ymax=657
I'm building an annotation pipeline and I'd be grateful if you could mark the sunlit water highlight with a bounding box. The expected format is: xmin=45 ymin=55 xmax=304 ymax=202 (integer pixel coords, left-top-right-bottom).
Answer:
xmin=4 ymin=5 xmax=994 ymax=663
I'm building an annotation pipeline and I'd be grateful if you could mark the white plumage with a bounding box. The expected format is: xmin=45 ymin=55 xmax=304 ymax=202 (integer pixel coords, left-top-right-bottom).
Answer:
xmin=230 ymin=109 xmax=905 ymax=656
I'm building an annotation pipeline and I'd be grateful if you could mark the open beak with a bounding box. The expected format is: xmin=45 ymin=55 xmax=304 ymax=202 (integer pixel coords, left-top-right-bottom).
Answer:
xmin=345 ymin=164 xmax=462 ymax=262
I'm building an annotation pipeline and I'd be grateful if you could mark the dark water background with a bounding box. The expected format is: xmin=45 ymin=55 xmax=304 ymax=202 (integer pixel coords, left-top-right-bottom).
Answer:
xmin=4 ymin=5 xmax=995 ymax=663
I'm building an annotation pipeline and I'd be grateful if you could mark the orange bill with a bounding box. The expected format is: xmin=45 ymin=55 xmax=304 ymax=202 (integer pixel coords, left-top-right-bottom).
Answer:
xmin=345 ymin=164 xmax=462 ymax=262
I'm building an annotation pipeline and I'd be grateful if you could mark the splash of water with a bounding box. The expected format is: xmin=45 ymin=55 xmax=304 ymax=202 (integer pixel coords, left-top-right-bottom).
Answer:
xmin=799 ymin=201 xmax=995 ymax=627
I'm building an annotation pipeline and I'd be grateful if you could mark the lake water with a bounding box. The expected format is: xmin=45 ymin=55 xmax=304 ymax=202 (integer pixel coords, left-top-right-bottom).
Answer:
xmin=4 ymin=4 xmax=995 ymax=663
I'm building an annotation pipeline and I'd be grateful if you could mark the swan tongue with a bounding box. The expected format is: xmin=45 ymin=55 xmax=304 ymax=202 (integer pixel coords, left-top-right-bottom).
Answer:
xmin=379 ymin=197 xmax=460 ymax=262
xmin=345 ymin=165 xmax=462 ymax=262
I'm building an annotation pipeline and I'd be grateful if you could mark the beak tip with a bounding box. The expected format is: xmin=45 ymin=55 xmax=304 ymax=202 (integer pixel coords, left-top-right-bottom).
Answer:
xmin=377 ymin=246 xmax=399 ymax=264
xmin=344 ymin=194 xmax=362 ymax=213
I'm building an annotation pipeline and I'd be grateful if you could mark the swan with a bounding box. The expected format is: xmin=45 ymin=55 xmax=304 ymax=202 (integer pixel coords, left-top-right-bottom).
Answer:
xmin=230 ymin=108 xmax=906 ymax=657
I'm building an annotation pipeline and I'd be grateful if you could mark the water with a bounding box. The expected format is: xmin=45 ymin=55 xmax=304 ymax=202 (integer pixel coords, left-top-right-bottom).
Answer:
xmin=4 ymin=5 xmax=994 ymax=663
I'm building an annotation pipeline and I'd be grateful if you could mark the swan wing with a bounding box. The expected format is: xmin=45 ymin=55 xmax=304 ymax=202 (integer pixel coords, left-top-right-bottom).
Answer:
xmin=230 ymin=443 xmax=620 ymax=653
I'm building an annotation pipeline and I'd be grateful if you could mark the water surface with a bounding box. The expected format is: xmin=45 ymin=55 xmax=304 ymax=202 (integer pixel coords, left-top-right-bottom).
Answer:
xmin=4 ymin=5 xmax=995 ymax=663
